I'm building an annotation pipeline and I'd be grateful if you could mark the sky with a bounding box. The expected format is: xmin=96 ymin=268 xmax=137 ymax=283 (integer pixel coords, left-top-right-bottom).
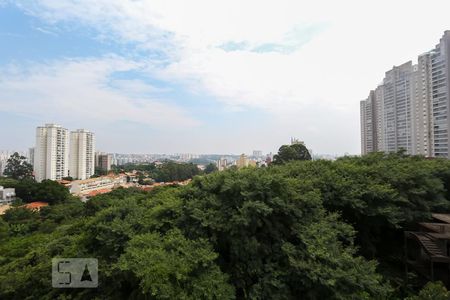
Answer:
xmin=1 ymin=1 xmax=450 ymax=155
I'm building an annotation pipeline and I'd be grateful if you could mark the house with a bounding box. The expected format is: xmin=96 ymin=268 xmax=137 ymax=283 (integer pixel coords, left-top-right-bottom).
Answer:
xmin=0 ymin=186 xmax=16 ymax=205
xmin=405 ymin=213 xmax=450 ymax=286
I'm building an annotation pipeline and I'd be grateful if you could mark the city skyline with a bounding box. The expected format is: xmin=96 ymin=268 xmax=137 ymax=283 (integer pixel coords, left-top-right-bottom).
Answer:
xmin=2 ymin=1 xmax=450 ymax=155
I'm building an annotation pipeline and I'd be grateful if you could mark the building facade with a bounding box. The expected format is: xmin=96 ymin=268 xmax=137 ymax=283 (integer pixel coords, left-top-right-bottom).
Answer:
xmin=95 ymin=152 xmax=112 ymax=173
xmin=34 ymin=124 xmax=69 ymax=182
xmin=69 ymin=175 xmax=127 ymax=195
xmin=361 ymin=31 xmax=450 ymax=158
xmin=28 ymin=147 xmax=35 ymax=168
xmin=216 ymin=158 xmax=228 ymax=171
xmin=0 ymin=186 xmax=15 ymax=205
xmin=69 ymin=129 xmax=95 ymax=180
xmin=430 ymin=32 xmax=450 ymax=158
xmin=360 ymin=90 xmax=377 ymax=154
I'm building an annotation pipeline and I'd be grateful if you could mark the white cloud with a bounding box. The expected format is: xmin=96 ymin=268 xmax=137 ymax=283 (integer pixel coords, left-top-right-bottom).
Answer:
xmin=0 ymin=56 xmax=200 ymax=129
xmin=7 ymin=0 xmax=450 ymax=154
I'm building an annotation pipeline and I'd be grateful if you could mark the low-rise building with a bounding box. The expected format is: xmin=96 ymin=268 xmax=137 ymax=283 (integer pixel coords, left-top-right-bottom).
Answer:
xmin=0 ymin=186 xmax=16 ymax=205
xmin=69 ymin=175 xmax=127 ymax=196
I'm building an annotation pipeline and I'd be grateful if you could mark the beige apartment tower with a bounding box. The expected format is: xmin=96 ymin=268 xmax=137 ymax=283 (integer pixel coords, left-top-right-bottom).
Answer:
xmin=69 ymin=129 xmax=95 ymax=180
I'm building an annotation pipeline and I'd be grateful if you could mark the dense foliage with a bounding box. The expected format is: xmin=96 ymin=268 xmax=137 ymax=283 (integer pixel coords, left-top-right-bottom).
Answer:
xmin=0 ymin=177 xmax=71 ymax=204
xmin=1 ymin=153 xmax=450 ymax=299
xmin=273 ymin=143 xmax=312 ymax=164
xmin=111 ymin=161 xmax=202 ymax=182
xmin=3 ymin=152 xmax=33 ymax=180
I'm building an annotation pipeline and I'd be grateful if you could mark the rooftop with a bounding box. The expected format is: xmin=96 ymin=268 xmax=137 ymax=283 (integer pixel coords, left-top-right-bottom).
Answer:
xmin=432 ymin=213 xmax=450 ymax=224
xmin=23 ymin=201 xmax=49 ymax=210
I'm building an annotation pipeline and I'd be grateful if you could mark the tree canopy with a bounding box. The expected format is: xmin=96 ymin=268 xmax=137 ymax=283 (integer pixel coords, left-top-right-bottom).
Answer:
xmin=272 ymin=143 xmax=312 ymax=164
xmin=3 ymin=152 xmax=33 ymax=180
xmin=0 ymin=152 xmax=450 ymax=299
xmin=0 ymin=177 xmax=71 ymax=205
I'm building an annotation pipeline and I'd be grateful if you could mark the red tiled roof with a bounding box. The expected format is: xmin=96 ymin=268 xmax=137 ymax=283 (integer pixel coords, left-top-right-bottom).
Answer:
xmin=23 ymin=201 xmax=49 ymax=210
xmin=87 ymin=188 xmax=112 ymax=197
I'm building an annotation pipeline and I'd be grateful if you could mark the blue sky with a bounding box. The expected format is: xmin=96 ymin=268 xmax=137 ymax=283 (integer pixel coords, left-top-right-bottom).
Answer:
xmin=1 ymin=0 xmax=450 ymax=154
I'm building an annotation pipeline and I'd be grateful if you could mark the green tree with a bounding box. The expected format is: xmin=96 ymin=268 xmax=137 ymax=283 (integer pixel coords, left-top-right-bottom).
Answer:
xmin=0 ymin=177 xmax=19 ymax=188
xmin=1 ymin=153 xmax=450 ymax=299
xmin=14 ymin=179 xmax=70 ymax=204
xmin=204 ymin=162 xmax=218 ymax=174
xmin=3 ymin=207 xmax=40 ymax=236
xmin=272 ymin=143 xmax=311 ymax=164
xmin=3 ymin=152 xmax=33 ymax=180
xmin=155 ymin=161 xmax=200 ymax=182
xmin=181 ymin=168 xmax=390 ymax=299
xmin=118 ymin=230 xmax=235 ymax=299
xmin=406 ymin=281 xmax=450 ymax=300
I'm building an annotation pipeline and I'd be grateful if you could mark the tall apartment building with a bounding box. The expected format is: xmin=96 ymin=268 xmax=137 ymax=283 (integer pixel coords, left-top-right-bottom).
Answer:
xmin=95 ymin=152 xmax=112 ymax=173
xmin=70 ymin=129 xmax=95 ymax=180
xmin=361 ymin=31 xmax=450 ymax=158
xmin=374 ymin=85 xmax=385 ymax=151
xmin=413 ymin=53 xmax=433 ymax=156
xmin=216 ymin=158 xmax=228 ymax=171
xmin=236 ymin=154 xmax=249 ymax=168
xmin=360 ymin=90 xmax=377 ymax=154
xmin=429 ymin=32 xmax=450 ymax=158
xmin=28 ymin=147 xmax=35 ymax=167
xmin=34 ymin=124 xmax=69 ymax=182
xmin=383 ymin=61 xmax=415 ymax=153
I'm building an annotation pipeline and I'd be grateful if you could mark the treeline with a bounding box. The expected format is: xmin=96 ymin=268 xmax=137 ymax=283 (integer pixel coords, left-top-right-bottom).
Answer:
xmin=112 ymin=161 xmax=216 ymax=182
xmin=0 ymin=178 xmax=71 ymax=205
xmin=1 ymin=153 xmax=450 ymax=299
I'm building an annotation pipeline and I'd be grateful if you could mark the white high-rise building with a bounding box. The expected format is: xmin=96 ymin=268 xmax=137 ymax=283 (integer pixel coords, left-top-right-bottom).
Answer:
xmin=69 ymin=129 xmax=95 ymax=180
xmin=412 ymin=53 xmax=433 ymax=156
xmin=360 ymin=90 xmax=377 ymax=155
xmin=382 ymin=61 xmax=415 ymax=154
xmin=34 ymin=124 xmax=69 ymax=182
xmin=28 ymin=147 xmax=35 ymax=167
xmin=216 ymin=158 xmax=228 ymax=171
xmin=361 ymin=31 xmax=450 ymax=158
xmin=374 ymin=85 xmax=385 ymax=151
xmin=429 ymin=31 xmax=450 ymax=158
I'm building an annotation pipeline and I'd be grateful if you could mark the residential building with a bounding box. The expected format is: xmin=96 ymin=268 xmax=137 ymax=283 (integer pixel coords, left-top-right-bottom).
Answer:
xmin=412 ymin=53 xmax=433 ymax=156
xmin=28 ymin=147 xmax=35 ymax=167
xmin=69 ymin=175 xmax=127 ymax=196
xmin=217 ymin=158 xmax=228 ymax=171
xmin=0 ymin=151 xmax=12 ymax=176
xmin=34 ymin=124 xmax=69 ymax=182
xmin=70 ymin=129 xmax=95 ymax=180
xmin=252 ymin=150 xmax=263 ymax=157
xmin=383 ymin=61 xmax=415 ymax=153
xmin=236 ymin=154 xmax=249 ymax=168
xmin=95 ymin=152 xmax=112 ymax=173
xmin=0 ymin=160 xmax=5 ymax=177
xmin=290 ymin=138 xmax=305 ymax=145
xmin=360 ymin=31 xmax=450 ymax=158
xmin=374 ymin=85 xmax=385 ymax=151
xmin=429 ymin=31 xmax=450 ymax=158
xmin=360 ymin=90 xmax=378 ymax=154
xmin=0 ymin=186 xmax=16 ymax=205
